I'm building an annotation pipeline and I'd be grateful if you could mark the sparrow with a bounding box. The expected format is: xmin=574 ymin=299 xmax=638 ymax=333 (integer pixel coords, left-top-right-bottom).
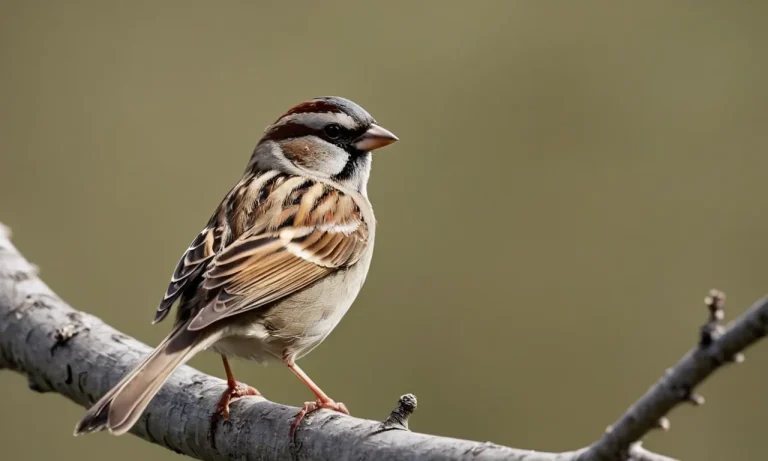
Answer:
xmin=74 ymin=96 xmax=398 ymax=437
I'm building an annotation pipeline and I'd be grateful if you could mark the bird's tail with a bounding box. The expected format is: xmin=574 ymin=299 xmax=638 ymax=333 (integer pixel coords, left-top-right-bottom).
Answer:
xmin=74 ymin=325 xmax=217 ymax=436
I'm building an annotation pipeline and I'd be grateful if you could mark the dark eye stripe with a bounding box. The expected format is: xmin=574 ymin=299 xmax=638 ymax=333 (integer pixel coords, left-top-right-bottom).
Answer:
xmin=263 ymin=121 xmax=318 ymax=142
xmin=263 ymin=113 xmax=364 ymax=143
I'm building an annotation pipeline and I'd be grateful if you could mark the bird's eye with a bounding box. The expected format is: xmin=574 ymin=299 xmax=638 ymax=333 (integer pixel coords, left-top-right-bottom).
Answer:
xmin=323 ymin=123 xmax=342 ymax=139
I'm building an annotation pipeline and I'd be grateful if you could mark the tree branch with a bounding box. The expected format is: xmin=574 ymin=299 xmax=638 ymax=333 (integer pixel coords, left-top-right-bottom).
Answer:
xmin=578 ymin=289 xmax=767 ymax=460
xmin=0 ymin=221 xmax=764 ymax=460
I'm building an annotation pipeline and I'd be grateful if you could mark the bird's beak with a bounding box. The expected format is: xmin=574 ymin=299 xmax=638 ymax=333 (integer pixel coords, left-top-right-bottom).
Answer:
xmin=354 ymin=124 xmax=399 ymax=151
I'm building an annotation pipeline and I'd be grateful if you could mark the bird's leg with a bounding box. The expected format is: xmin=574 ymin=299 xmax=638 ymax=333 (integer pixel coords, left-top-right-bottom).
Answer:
xmin=287 ymin=361 xmax=349 ymax=437
xmin=213 ymin=355 xmax=261 ymax=421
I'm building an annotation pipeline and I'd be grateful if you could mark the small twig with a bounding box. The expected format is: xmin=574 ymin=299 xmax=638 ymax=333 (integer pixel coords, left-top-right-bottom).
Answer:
xmin=579 ymin=289 xmax=768 ymax=460
xmin=700 ymin=289 xmax=725 ymax=346
xmin=627 ymin=443 xmax=679 ymax=461
xmin=381 ymin=394 xmax=418 ymax=431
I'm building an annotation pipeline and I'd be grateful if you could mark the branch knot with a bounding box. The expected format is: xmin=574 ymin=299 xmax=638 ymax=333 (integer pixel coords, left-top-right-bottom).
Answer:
xmin=381 ymin=394 xmax=418 ymax=431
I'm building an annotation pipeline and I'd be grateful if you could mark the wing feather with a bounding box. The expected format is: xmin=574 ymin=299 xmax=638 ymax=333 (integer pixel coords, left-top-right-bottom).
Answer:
xmin=184 ymin=178 xmax=369 ymax=331
xmin=153 ymin=227 xmax=222 ymax=324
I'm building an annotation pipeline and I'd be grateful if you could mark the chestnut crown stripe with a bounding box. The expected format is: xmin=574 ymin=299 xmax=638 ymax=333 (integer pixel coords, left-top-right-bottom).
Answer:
xmin=276 ymin=97 xmax=373 ymax=124
xmin=276 ymin=100 xmax=345 ymax=122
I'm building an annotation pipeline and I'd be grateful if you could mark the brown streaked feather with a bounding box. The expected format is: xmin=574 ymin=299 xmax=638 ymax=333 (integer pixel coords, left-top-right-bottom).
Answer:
xmin=310 ymin=190 xmax=340 ymax=223
xmin=229 ymin=171 xmax=281 ymax=234
xmin=153 ymin=171 xmax=310 ymax=324
xmin=185 ymin=176 xmax=369 ymax=331
xmin=276 ymin=100 xmax=344 ymax=123
xmin=153 ymin=226 xmax=222 ymax=324
xmin=294 ymin=182 xmax=326 ymax=226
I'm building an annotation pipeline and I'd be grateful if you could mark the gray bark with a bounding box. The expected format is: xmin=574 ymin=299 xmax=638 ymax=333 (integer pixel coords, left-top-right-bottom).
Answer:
xmin=0 ymin=222 xmax=764 ymax=461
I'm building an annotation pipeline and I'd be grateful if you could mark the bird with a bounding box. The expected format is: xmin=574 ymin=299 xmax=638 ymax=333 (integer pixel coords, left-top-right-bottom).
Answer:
xmin=74 ymin=96 xmax=398 ymax=437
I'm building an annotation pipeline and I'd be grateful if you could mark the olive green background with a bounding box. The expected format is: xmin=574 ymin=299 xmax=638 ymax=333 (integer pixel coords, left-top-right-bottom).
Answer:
xmin=2 ymin=2 xmax=768 ymax=460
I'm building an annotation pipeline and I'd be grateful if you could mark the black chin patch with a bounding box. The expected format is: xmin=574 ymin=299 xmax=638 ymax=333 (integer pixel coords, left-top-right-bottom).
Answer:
xmin=333 ymin=150 xmax=369 ymax=181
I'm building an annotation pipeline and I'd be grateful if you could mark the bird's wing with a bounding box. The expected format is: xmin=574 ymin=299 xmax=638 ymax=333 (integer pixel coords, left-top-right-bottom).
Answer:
xmin=152 ymin=171 xmax=288 ymax=324
xmin=185 ymin=178 xmax=369 ymax=331
xmin=152 ymin=225 xmax=224 ymax=324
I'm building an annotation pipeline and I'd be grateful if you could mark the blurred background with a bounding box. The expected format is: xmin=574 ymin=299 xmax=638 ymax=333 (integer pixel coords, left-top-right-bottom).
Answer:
xmin=2 ymin=2 xmax=768 ymax=460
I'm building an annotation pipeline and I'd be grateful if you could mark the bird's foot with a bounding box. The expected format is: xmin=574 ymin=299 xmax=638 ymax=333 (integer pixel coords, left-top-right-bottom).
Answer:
xmin=209 ymin=382 xmax=261 ymax=447
xmin=290 ymin=398 xmax=349 ymax=438
xmin=214 ymin=382 xmax=261 ymax=421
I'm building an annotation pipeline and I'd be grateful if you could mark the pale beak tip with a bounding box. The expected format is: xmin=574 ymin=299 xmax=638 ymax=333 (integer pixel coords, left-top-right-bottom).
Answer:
xmin=354 ymin=124 xmax=399 ymax=151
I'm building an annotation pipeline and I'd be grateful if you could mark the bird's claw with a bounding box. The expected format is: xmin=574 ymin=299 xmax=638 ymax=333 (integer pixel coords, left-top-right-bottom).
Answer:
xmin=214 ymin=382 xmax=261 ymax=421
xmin=290 ymin=398 xmax=349 ymax=438
xmin=209 ymin=382 xmax=261 ymax=447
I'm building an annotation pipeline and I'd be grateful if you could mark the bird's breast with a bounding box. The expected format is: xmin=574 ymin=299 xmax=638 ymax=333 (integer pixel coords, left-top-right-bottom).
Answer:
xmin=212 ymin=239 xmax=374 ymax=364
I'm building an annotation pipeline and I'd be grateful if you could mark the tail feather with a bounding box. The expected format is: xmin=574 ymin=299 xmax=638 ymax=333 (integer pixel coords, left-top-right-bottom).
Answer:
xmin=74 ymin=326 xmax=216 ymax=436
